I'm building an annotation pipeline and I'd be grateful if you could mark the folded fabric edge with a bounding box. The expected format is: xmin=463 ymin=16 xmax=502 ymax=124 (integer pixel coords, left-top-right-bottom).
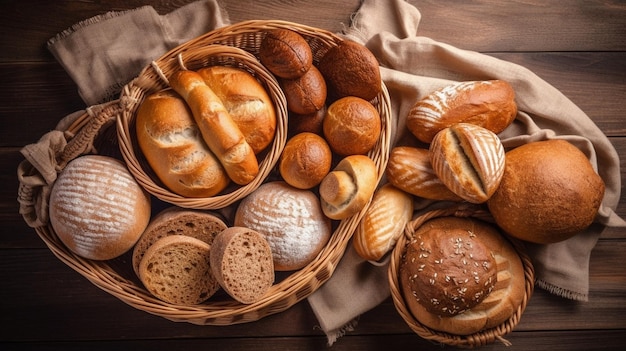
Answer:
xmin=535 ymin=279 xmax=588 ymax=302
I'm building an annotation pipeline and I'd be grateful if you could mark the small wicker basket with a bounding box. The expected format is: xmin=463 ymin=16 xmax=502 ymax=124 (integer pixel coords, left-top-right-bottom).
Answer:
xmin=17 ymin=20 xmax=393 ymax=325
xmin=388 ymin=203 xmax=535 ymax=348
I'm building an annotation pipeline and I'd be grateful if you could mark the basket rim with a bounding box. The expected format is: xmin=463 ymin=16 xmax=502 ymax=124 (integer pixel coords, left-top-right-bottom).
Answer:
xmin=388 ymin=203 xmax=535 ymax=348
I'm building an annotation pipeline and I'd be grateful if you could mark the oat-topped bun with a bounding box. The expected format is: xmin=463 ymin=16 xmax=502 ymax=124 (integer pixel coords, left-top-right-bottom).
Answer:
xmin=399 ymin=216 xmax=525 ymax=335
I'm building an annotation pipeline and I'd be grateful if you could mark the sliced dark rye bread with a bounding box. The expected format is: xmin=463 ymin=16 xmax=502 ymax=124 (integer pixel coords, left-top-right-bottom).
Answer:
xmin=210 ymin=227 xmax=275 ymax=304
xmin=132 ymin=207 xmax=227 ymax=276
xmin=139 ymin=235 xmax=220 ymax=305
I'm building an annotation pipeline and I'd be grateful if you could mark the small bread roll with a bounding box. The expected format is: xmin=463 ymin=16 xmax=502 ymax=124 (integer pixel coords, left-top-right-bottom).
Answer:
xmin=210 ymin=227 xmax=274 ymax=304
xmin=279 ymin=132 xmax=332 ymax=189
xmin=318 ymin=40 xmax=381 ymax=101
xmin=135 ymin=89 xmax=230 ymax=197
xmin=49 ymin=155 xmax=151 ymax=261
xmin=198 ymin=66 xmax=277 ymax=154
xmin=139 ymin=235 xmax=220 ymax=305
xmin=400 ymin=217 xmax=525 ymax=335
xmin=288 ymin=106 xmax=326 ymax=137
xmin=259 ymin=29 xmax=313 ymax=79
xmin=353 ymin=184 xmax=414 ymax=262
xmin=281 ymin=65 xmax=327 ymax=115
xmin=406 ymin=80 xmax=517 ymax=144
xmin=323 ymin=96 xmax=381 ymax=156
xmin=319 ymin=155 xmax=379 ymax=220
xmin=488 ymin=139 xmax=605 ymax=244
xmin=429 ymin=123 xmax=505 ymax=203
xmin=386 ymin=146 xmax=463 ymax=201
xmin=234 ymin=181 xmax=332 ymax=271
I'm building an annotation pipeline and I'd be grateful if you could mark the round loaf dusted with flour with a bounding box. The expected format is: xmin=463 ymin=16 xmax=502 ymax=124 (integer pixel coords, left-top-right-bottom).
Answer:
xmin=234 ymin=181 xmax=332 ymax=271
xmin=406 ymin=80 xmax=517 ymax=143
xmin=49 ymin=155 xmax=151 ymax=261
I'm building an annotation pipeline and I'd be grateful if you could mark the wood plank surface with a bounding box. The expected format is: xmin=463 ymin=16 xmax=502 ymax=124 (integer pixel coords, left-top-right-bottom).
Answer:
xmin=0 ymin=0 xmax=624 ymax=350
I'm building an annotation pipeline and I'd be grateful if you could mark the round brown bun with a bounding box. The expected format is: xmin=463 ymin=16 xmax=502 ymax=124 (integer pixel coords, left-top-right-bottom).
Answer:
xmin=323 ymin=96 xmax=381 ymax=156
xmin=288 ymin=105 xmax=326 ymax=137
xmin=234 ymin=181 xmax=332 ymax=271
xmin=259 ymin=29 xmax=313 ymax=79
xmin=279 ymin=132 xmax=332 ymax=189
xmin=318 ymin=40 xmax=381 ymax=101
xmin=488 ymin=139 xmax=605 ymax=244
xmin=197 ymin=66 xmax=277 ymax=154
xmin=49 ymin=155 xmax=151 ymax=261
xmin=399 ymin=216 xmax=526 ymax=335
xmin=281 ymin=65 xmax=327 ymax=115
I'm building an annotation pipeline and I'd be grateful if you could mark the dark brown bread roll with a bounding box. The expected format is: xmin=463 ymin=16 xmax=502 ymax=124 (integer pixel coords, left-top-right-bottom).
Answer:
xmin=259 ymin=29 xmax=313 ymax=79
xmin=280 ymin=65 xmax=327 ymax=115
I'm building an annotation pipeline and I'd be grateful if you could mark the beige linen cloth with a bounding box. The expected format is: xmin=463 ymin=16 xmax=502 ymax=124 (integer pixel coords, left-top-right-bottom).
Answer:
xmin=20 ymin=0 xmax=625 ymax=346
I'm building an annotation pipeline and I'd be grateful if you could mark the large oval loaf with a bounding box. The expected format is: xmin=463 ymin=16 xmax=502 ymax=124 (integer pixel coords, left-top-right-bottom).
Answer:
xmin=429 ymin=123 xmax=505 ymax=203
xmin=406 ymin=80 xmax=517 ymax=143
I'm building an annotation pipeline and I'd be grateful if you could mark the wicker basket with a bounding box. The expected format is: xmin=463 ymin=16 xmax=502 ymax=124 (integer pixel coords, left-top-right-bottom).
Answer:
xmin=17 ymin=20 xmax=393 ymax=325
xmin=388 ymin=203 xmax=535 ymax=348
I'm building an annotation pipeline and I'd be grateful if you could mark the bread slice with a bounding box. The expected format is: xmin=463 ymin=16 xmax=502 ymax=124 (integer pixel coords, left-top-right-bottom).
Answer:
xmin=132 ymin=207 xmax=227 ymax=276
xmin=210 ymin=227 xmax=274 ymax=304
xmin=139 ymin=235 xmax=220 ymax=305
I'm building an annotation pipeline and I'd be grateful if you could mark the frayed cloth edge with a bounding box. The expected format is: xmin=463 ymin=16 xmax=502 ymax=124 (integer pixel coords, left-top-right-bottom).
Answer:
xmin=324 ymin=317 xmax=359 ymax=347
xmin=535 ymin=279 xmax=588 ymax=302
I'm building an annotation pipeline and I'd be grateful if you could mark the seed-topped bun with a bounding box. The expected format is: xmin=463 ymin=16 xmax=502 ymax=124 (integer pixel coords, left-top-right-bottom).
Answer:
xmin=399 ymin=216 xmax=526 ymax=335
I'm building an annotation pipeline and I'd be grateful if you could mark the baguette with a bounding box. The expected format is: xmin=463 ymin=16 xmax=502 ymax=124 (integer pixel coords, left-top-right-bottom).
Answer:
xmin=169 ymin=70 xmax=259 ymax=185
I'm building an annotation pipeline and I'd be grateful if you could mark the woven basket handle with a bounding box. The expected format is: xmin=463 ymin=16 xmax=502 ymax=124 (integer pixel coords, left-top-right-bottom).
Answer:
xmin=17 ymin=100 xmax=121 ymax=228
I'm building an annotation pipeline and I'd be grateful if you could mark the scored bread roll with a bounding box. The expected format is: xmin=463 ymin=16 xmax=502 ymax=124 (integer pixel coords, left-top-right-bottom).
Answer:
xmin=139 ymin=235 xmax=220 ymax=305
xmin=131 ymin=207 xmax=228 ymax=277
xmin=353 ymin=184 xmax=414 ymax=262
xmin=323 ymin=96 xmax=381 ymax=156
xmin=319 ymin=155 xmax=379 ymax=220
xmin=49 ymin=155 xmax=151 ymax=261
xmin=488 ymin=139 xmax=605 ymax=244
xmin=169 ymin=70 xmax=259 ymax=185
xmin=135 ymin=89 xmax=230 ymax=197
xmin=280 ymin=65 xmax=327 ymax=115
xmin=210 ymin=227 xmax=275 ymax=304
xmin=259 ymin=29 xmax=313 ymax=79
xmin=197 ymin=66 xmax=277 ymax=154
xmin=406 ymin=80 xmax=517 ymax=143
xmin=279 ymin=132 xmax=332 ymax=189
xmin=234 ymin=181 xmax=332 ymax=271
xmin=386 ymin=146 xmax=463 ymax=202
xmin=429 ymin=123 xmax=505 ymax=203
xmin=399 ymin=216 xmax=525 ymax=335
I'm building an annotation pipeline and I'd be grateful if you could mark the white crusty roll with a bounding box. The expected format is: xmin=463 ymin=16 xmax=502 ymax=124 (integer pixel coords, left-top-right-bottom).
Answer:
xmin=319 ymin=154 xmax=379 ymax=220
xmin=197 ymin=66 xmax=277 ymax=154
xmin=386 ymin=146 xmax=463 ymax=202
xmin=353 ymin=184 xmax=414 ymax=262
xmin=136 ymin=89 xmax=230 ymax=197
xmin=169 ymin=70 xmax=259 ymax=185
xmin=406 ymin=80 xmax=517 ymax=143
xmin=49 ymin=155 xmax=151 ymax=260
xmin=234 ymin=181 xmax=332 ymax=271
xmin=399 ymin=216 xmax=526 ymax=335
xmin=429 ymin=123 xmax=505 ymax=203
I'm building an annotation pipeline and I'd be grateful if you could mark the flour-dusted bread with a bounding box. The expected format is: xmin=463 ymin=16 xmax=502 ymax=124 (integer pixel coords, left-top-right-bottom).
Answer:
xmin=131 ymin=207 xmax=228 ymax=276
xmin=234 ymin=181 xmax=332 ymax=271
xmin=139 ymin=235 xmax=220 ymax=305
xmin=210 ymin=227 xmax=274 ymax=304
xmin=49 ymin=155 xmax=151 ymax=261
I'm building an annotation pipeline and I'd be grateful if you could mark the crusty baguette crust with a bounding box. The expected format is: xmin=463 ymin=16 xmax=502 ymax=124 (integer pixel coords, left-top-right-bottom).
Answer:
xmin=170 ymin=70 xmax=259 ymax=185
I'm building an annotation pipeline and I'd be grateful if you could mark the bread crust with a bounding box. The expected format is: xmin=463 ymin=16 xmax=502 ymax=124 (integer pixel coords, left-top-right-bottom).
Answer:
xmin=259 ymin=29 xmax=312 ymax=79
xmin=279 ymin=132 xmax=332 ymax=189
xmin=323 ymin=96 xmax=381 ymax=156
xmin=280 ymin=65 xmax=327 ymax=115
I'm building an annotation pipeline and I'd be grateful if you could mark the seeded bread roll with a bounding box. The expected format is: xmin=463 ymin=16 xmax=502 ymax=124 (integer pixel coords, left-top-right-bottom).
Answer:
xmin=49 ymin=155 xmax=151 ymax=261
xmin=406 ymin=80 xmax=517 ymax=144
xmin=400 ymin=217 xmax=525 ymax=335
xmin=139 ymin=235 xmax=220 ymax=305
xmin=259 ymin=29 xmax=313 ymax=79
xmin=132 ymin=207 xmax=228 ymax=277
xmin=234 ymin=181 xmax=332 ymax=271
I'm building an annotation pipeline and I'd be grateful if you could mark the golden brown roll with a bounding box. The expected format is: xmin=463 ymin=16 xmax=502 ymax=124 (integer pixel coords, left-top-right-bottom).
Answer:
xmin=197 ymin=66 xmax=277 ymax=154
xmin=279 ymin=132 xmax=332 ymax=189
xmin=135 ymin=89 xmax=230 ymax=197
xmin=323 ymin=96 xmax=381 ymax=156
xmin=318 ymin=40 xmax=381 ymax=101
xmin=280 ymin=65 xmax=327 ymax=115
xmin=259 ymin=29 xmax=313 ymax=79
xmin=406 ymin=80 xmax=517 ymax=143
xmin=488 ymin=139 xmax=605 ymax=244
xmin=399 ymin=216 xmax=525 ymax=335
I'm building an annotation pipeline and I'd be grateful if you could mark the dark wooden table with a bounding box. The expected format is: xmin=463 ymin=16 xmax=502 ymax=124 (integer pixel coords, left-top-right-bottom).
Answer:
xmin=1 ymin=1 xmax=625 ymax=350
